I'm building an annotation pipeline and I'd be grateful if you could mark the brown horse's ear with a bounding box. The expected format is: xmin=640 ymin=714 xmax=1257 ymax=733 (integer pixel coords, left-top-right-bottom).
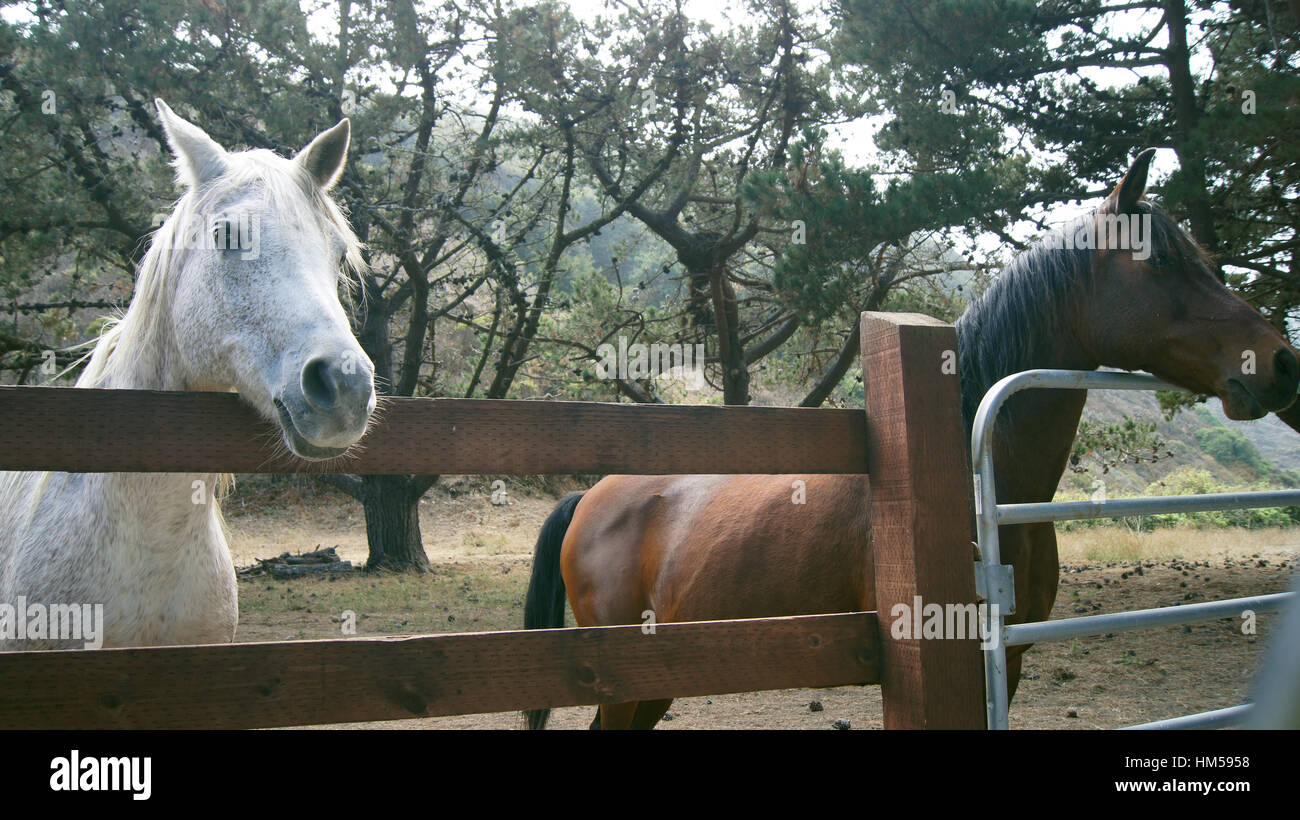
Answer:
xmin=1106 ymin=148 xmax=1157 ymax=213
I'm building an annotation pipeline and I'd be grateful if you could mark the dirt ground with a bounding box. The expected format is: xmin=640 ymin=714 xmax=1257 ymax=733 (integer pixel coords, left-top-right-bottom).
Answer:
xmin=224 ymin=479 xmax=1300 ymax=729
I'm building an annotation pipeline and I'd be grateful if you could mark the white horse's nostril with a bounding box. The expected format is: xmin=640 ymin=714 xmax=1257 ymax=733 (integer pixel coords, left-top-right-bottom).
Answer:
xmin=300 ymin=356 xmax=340 ymax=410
xmin=293 ymin=352 xmax=376 ymax=445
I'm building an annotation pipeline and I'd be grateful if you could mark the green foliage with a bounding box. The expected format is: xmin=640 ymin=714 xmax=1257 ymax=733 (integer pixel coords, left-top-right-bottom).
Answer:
xmin=1141 ymin=467 xmax=1300 ymax=530
xmin=833 ymin=0 xmax=1300 ymax=353
xmin=1157 ymin=389 xmax=1203 ymax=421
xmin=744 ymin=129 xmax=1011 ymax=326
xmin=1069 ymin=414 xmax=1172 ymax=476
xmin=1194 ymin=426 xmax=1265 ymax=472
xmin=1194 ymin=7 xmax=1300 ymax=332
xmin=1187 ymin=411 xmax=1299 ymax=487
xmin=4 ymin=0 xmax=1295 ymax=416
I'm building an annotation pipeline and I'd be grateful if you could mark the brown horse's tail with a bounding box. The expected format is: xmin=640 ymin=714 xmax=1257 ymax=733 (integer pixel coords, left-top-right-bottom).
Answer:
xmin=522 ymin=491 xmax=585 ymax=730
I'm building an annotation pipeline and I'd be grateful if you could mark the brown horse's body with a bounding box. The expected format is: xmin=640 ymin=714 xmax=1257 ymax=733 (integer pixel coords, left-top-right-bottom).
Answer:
xmin=556 ymin=475 xmax=867 ymax=729
xmin=524 ymin=150 xmax=1300 ymax=730
xmin=565 ymin=475 xmax=871 ymax=628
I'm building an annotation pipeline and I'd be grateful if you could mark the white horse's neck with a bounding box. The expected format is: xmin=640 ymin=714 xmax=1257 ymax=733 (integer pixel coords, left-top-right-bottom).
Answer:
xmin=0 ymin=254 xmax=238 ymax=648
xmin=74 ymin=274 xmax=225 ymax=542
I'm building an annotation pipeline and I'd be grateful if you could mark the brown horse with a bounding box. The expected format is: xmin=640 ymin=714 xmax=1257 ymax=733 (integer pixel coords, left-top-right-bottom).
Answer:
xmin=523 ymin=150 xmax=1300 ymax=729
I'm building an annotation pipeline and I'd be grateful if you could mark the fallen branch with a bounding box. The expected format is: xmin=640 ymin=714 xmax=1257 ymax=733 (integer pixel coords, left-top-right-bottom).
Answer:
xmin=236 ymin=546 xmax=355 ymax=579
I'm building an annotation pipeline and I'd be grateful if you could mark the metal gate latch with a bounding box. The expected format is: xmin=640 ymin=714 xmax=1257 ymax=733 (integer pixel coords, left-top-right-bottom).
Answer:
xmin=974 ymin=562 xmax=1015 ymax=614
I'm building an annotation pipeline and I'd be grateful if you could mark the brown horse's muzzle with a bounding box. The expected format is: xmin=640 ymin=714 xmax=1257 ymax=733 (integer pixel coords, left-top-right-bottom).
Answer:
xmin=1221 ymin=345 xmax=1300 ymax=420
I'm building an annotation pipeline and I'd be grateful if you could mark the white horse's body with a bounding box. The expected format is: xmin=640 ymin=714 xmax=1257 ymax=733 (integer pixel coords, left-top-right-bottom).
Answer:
xmin=0 ymin=101 xmax=376 ymax=650
xmin=0 ymin=472 xmax=235 ymax=648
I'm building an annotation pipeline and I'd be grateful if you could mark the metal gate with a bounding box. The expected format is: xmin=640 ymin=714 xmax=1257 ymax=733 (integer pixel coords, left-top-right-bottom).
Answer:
xmin=971 ymin=369 xmax=1300 ymax=730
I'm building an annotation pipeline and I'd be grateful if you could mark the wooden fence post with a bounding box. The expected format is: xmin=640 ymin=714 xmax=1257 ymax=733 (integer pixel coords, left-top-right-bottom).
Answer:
xmin=861 ymin=312 xmax=985 ymax=729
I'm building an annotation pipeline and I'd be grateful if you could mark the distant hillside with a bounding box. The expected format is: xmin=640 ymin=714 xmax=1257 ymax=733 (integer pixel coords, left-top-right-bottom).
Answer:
xmin=1061 ymin=385 xmax=1299 ymax=496
xmin=1209 ymin=403 xmax=1300 ymax=473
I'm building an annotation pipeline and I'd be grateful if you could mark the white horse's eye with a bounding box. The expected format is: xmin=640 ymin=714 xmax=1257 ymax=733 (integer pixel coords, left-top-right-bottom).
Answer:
xmin=212 ymin=221 xmax=234 ymax=250
xmin=212 ymin=218 xmax=249 ymax=253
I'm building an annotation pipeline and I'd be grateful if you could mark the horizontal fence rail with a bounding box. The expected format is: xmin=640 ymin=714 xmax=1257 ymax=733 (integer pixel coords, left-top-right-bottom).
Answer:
xmin=972 ymin=368 xmax=1299 ymax=730
xmin=0 ymin=613 xmax=880 ymax=730
xmin=0 ymin=386 xmax=870 ymax=475
xmin=0 ymin=312 xmax=988 ymax=730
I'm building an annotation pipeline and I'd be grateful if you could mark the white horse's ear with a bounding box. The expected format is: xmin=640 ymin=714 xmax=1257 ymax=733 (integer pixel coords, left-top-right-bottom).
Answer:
xmin=154 ymin=99 xmax=229 ymax=188
xmin=295 ymin=118 xmax=350 ymax=191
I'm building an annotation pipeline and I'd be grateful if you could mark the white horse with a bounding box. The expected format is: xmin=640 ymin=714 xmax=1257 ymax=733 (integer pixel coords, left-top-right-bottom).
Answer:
xmin=0 ymin=100 xmax=376 ymax=650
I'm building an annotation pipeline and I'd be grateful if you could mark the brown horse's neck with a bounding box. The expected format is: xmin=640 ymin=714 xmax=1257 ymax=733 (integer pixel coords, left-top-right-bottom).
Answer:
xmin=994 ymin=384 xmax=1090 ymax=504
xmin=977 ymin=331 xmax=1099 ymax=504
xmin=956 ymin=239 xmax=1102 ymax=505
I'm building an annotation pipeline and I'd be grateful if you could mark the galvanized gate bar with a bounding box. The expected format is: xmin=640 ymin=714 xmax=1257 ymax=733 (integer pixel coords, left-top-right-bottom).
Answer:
xmin=998 ymin=489 xmax=1300 ymax=525
xmin=971 ymin=368 xmax=1297 ymax=730
xmin=971 ymin=369 xmax=1177 ymax=729
xmin=1123 ymin=704 xmax=1255 ymax=730
xmin=1245 ymin=574 xmax=1300 ymax=729
xmin=1003 ymin=592 xmax=1294 ymax=646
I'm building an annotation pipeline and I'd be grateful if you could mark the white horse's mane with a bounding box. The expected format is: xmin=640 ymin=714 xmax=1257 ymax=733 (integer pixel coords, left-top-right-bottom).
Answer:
xmin=78 ymin=148 xmax=367 ymax=390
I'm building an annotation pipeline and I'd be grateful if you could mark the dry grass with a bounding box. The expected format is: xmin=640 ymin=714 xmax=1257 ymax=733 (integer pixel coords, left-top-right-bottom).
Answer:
xmin=223 ymin=481 xmax=561 ymax=567
xmin=1057 ymin=525 xmax=1298 ymax=565
xmin=236 ymin=559 xmax=536 ymax=643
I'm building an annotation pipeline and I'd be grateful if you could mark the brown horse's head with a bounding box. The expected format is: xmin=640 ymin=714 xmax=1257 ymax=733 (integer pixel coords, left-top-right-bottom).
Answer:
xmin=1081 ymin=149 xmax=1299 ymax=420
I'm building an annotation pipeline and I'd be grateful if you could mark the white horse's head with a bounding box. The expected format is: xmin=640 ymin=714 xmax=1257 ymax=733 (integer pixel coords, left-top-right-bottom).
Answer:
xmin=152 ymin=99 xmax=376 ymax=460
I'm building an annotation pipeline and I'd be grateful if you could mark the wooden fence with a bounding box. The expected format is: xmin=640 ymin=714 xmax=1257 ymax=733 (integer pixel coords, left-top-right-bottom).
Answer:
xmin=0 ymin=312 xmax=985 ymax=729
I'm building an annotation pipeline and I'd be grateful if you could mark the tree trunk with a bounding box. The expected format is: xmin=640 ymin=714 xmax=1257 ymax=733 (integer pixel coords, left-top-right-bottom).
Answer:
xmin=352 ymin=281 xmax=432 ymax=572
xmin=800 ymin=323 xmax=861 ymax=407
xmin=721 ymin=338 xmax=750 ymax=405
xmin=1163 ymin=0 xmax=1219 ymax=251
xmin=360 ymin=474 xmax=429 ymax=573
xmin=705 ymin=266 xmax=750 ymax=405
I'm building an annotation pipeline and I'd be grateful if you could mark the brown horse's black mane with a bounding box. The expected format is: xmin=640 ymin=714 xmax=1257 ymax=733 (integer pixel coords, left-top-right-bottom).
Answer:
xmin=954 ymin=203 xmax=1202 ymax=435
